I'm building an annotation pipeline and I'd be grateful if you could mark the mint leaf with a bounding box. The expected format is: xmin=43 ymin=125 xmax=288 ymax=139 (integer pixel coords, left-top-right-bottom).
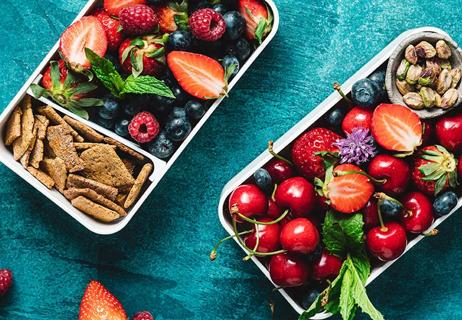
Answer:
xmin=322 ymin=211 xmax=364 ymax=256
xmin=68 ymin=106 xmax=89 ymax=120
xmin=350 ymin=252 xmax=370 ymax=283
xmin=122 ymin=75 xmax=175 ymax=98
xmin=85 ymin=48 xmax=125 ymax=98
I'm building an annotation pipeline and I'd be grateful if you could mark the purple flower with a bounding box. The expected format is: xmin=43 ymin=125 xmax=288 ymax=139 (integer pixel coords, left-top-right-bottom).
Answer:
xmin=334 ymin=127 xmax=377 ymax=165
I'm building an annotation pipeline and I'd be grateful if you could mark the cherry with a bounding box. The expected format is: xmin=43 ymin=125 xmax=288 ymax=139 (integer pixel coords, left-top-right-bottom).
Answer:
xmin=435 ymin=114 xmax=462 ymax=152
xmin=280 ymin=218 xmax=320 ymax=255
xmin=244 ymin=218 xmax=281 ymax=253
xmin=269 ymin=253 xmax=311 ymax=287
xmin=363 ymin=199 xmax=379 ymax=230
xmin=228 ymin=184 xmax=267 ymax=219
xmin=401 ymin=192 xmax=434 ymax=233
xmin=458 ymin=155 xmax=462 ymax=182
xmin=421 ymin=120 xmax=434 ymax=146
xmin=266 ymin=198 xmax=283 ymax=219
xmin=341 ymin=106 xmax=373 ymax=134
xmin=264 ymin=159 xmax=294 ymax=183
xmin=366 ymin=222 xmax=407 ymax=261
xmin=312 ymin=250 xmax=343 ymax=281
xmin=368 ymin=154 xmax=410 ymax=195
xmin=274 ymin=177 xmax=316 ymax=217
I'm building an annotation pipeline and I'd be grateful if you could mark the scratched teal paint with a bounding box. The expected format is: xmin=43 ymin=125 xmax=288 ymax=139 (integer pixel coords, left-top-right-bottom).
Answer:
xmin=1 ymin=1 xmax=462 ymax=319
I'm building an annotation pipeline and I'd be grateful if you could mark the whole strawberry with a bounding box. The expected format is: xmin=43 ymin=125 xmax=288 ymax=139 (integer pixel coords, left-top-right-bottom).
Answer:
xmin=155 ymin=1 xmax=189 ymax=33
xmin=129 ymin=112 xmax=160 ymax=143
xmin=0 ymin=269 xmax=13 ymax=297
xmin=133 ymin=311 xmax=154 ymax=320
xmin=94 ymin=9 xmax=124 ymax=51
xmin=79 ymin=280 xmax=127 ymax=320
xmin=189 ymin=8 xmax=226 ymax=41
xmin=119 ymin=36 xmax=165 ymax=77
xmin=120 ymin=4 xmax=159 ymax=35
xmin=291 ymin=128 xmax=341 ymax=180
xmin=411 ymin=145 xmax=458 ymax=196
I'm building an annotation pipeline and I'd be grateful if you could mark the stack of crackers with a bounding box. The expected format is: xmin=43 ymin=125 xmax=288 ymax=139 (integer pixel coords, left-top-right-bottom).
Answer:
xmin=3 ymin=95 xmax=153 ymax=223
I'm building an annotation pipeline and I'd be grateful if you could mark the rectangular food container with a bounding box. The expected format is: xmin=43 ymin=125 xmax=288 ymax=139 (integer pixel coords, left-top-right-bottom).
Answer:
xmin=218 ymin=27 xmax=461 ymax=318
xmin=0 ymin=0 xmax=280 ymax=235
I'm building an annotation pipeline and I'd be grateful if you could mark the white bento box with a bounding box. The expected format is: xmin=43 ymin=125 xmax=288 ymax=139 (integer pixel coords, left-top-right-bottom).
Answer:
xmin=218 ymin=27 xmax=462 ymax=318
xmin=0 ymin=0 xmax=279 ymax=235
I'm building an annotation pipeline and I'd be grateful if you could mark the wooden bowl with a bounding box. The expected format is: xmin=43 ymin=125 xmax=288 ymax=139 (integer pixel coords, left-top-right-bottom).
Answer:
xmin=385 ymin=31 xmax=462 ymax=119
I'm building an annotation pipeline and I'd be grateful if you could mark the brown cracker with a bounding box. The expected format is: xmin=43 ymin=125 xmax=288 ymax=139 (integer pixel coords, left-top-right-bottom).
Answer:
xmin=67 ymin=174 xmax=118 ymax=201
xmin=34 ymin=115 xmax=49 ymax=140
xmin=13 ymin=97 xmax=35 ymax=160
xmin=26 ymin=166 xmax=54 ymax=189
xmin=71 ymin=196 xmax=120 ymax=223
xmin=36 ymin=105 xmax=84 ymax=142
xmin=63 ymin=116 xmax=104 ymax=142
xmin=64 ymin=188 xmax=126 ymax=217
xmin=30 ymin=139 xmax=44 ymax=169
xmin=116 ymin=193 xmax=128 ymax=206
xmin=74 ymin=143 xmax=116 ymax=151
xmin=4 ymin=105 xmax=22 ymax=146
xmin=20 ymin=128 xmax=37 ymax=167
xmin=121 ymin=158 xmax=136 ymax=176
xmin=124 ymin=163 xmax=153 ymax=208
xmin=103 ymin=137 xmax=145 ymax=161
xmin=42 ymin=158 xmax=67 ymax=193
xmin=47 ymin=125 xmax=84 ymax=172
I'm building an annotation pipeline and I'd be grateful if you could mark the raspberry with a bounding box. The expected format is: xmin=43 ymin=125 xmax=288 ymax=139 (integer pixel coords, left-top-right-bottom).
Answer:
xmin=189 ymin=8 xmax=226 ymax=41
xmin=133 ymin=311 xmax=154 ymax=320
xmin=128 ymin=112 xmax=160 ymax=143
xmin=120 ymin=4 xmax=159 ymax=36
xmin=0 ymin=269 xmax=13 ymax=297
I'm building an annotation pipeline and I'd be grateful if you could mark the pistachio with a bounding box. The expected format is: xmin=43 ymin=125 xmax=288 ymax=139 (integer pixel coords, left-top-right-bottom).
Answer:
xmin=436 ymin=40 xmax=452 ymax=59
xmin=416 ymin=83 xmax=422 ymax=90
xmin=418 ymin=67 xmax=436 ymax=86
xmin=415 ymin=41 xmax=437 ymax=59
xmin=396 ymin=79 xmax=415 ymax=95
xmin=405 ymin=45 xmax=418 ymax=65
xmin=420 ymin=87 xmax=437 ymax=108
xmin=403 ymin=92 xmax=424 ymax=109
xmin=436 ymin=69 xmax=453 ymax=94
xmin=440 ymin=88 xmax=459 ymax=109
xmin=450 ymin=68 xmax=461 ymax=88
xmin=406 ymin=64 xmax=422 ymax=85
xmin=396 ymin=59 xmax=410 ymax=80
xmin=435 ymin=92 xmax=442 ymax=107
xmin=426 ymin=59 xmax=441 ymax=77
xmin=438 ymin=59 xmax=452 ymax=70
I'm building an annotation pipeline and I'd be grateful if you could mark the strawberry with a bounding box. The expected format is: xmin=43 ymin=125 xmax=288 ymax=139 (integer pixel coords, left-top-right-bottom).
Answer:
xmin=93 ymin=9 xmax=124 ymax=52
xmin=59 ymin=16 xmax=108 ymax=71
xmin=79 ymin=280 xmax=127 ymax=320
xmin=411 ymin=145 xmax=458 ymax=196
xmin=371 ymin=103 xmax=422 ymax=153
xmin=167 ymin=51 xmax=227 ymax=100
xmin=119 ymin=36 xmax=166 ymax=77
xmin=238 ymin=0 xmax=272 ymax=44
xmin=316 ymin=164 xmax=375 ymax=214
xmin=104 ymin=0 xmax=147 ymax=16
xmin=155 ymin=1 xmax=189 ymax=33
xmin=41 ymin=59 xmax=68 ymax=90
xmin=291 ymin=128 xmax=341 ymax=180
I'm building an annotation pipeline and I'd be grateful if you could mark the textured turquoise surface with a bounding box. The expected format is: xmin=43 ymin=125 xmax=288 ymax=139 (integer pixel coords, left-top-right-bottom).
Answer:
xmin=1 ymin=1 xmax=462 ymax=319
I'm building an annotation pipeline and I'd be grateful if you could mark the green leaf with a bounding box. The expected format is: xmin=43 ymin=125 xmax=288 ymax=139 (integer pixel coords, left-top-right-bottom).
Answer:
xmin=434 ymin=175 xmax=447 ymax=195
xmin=254 ymin=19 xmax=268 ymax=44
xmin=63 ymin=71 xmax=79 ymax=88
xmin=145 ymin=47 xmax=165 ymax=59
xmin=339 ymin=268 xmax=356 ymax=320
xmin=322 ymin=211 xmax=364 ymax=256
xmin=131 ymin=38 xmax=145 ymax=47
xmin=49 ymin=61 xmax=61 ymax=89
xmin=121 ymin=75 xmax=175 ymax=98
xmin=131 ymin=52 xmax=144 ymax=78
xmin=68 ymin=82 xmax=99 ymax=96
xmin=85 ymin=48 xmax=125 ymax=98
xmin=73 ymin=98 xmax=104 ymax=107
xmin=68 ymin=106 xmax=89 ymax=120
xmin=30 ymin=84 xmax=46 ymax=98
xmin=121 ymin=45 xmax=135 ymax=64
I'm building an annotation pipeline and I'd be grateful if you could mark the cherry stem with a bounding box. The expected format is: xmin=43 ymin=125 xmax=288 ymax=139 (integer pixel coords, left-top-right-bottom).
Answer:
xmin=423 ymin=229 xmax=439 ymax=237
xmin=268 ymin=140 xmax=293 ymax=166
xmin=334 ymin=170 xmax=387 ymax=185
xmin=269 ymin=299 xmax=276 ymax=320
xmin=271 ymin=183 xmax=278 ymax=201
xmin=231 ymin=205 xmax=289 ymax=225
xmin=333 ymin=82 xmax=352 ymax=107
xmin=210 ymin=230 xmax=253 ymax=261
xmin=375 ymin=200 xmax=387 ymax=232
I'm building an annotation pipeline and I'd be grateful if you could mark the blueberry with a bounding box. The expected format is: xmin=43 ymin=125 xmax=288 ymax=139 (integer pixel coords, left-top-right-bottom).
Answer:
xmin=171 ymin=83 xmax=188 ymax=105
xmin=223 ymin=11 xmax=245 ymax=41
xmin=165 ymin=117 xmax=192 ymax=142
xmin=433 ymin=191 xmax=458 ymax=217
xmin=305 ymin=244 xmax=323 ymax=262
xmin=221 ymin=55 xmax=240 ymax=78
xmin=301 ymin=289 xmax=321 ymax=310
xmin=368 ymin=70 xmax=387 ymax=101
xmin=114 ymin=119 xmax=130 ymax=137
xmin=169 ymin=106 xmax=187 ymax=120
xmin=167 ymin=30 xmax=193 ymax=51
xmin=213 ymin=3 xmax=228 ymax=15
xmin=226 ymin=38 xmax=252 ymax=62
xmin=379 ymin=198 xmax=403 ymax=219
xmin=99 ymin=97 xmax=120 ymax=120
xmin=194 ymin=39 xmax=225 ymax=59
xmin=148 ymin=132 xmax=175 ymax=159
xmin=147 ymin=0 xmax=165 ymax=4
xmin=154 ymin=94 xmax=176 ymax=107
xmin=253 ymin=168 xmax=272 ymax=192
xmin=94 ymin=115 xmax=114 ymax=130
xmin=351 ymin=78 xmax=381 ymax=108
xmin=185 ymin=100 xmax=206 ymax=120
xmin=325 ymin=106 xmax=345 ymax=127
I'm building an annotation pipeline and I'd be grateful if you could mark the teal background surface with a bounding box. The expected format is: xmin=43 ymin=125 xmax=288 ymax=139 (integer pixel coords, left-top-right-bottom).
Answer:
xmin=1 ymin=1 xmax=462 ymax=319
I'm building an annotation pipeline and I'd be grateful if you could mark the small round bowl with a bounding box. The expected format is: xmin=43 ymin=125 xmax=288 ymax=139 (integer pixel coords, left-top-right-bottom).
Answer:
xmin=385 ymin=31 xmax=462 ymax=119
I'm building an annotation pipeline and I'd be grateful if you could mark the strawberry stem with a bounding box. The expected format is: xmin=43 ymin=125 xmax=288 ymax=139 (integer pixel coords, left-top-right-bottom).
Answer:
xmin=333 ymin=82 xmax=352 ymax=107
xmin=268 ymin=141 xmax=293 ymax=166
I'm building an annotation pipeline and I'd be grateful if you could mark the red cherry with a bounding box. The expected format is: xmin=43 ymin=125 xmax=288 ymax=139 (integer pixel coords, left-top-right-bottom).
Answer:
xmin=401 ymin=192 xmax=434 ymax=233
xmin=264 ymin=159 xmax=294 ymax=183
xmin=280 ymin=218 xmax=320 ymax=254
xmin=279 ymin=215 xmax=292 ymax=228
xmin=368 ymin=154 xmax=410 ymax=195
xmin=228 ymin=184 xmax=267 ymax=219
xmin=366 ymin=222 xmax=407 ymax=261
xmin=274 ymin=177 xmax=316 ymax=217
xmin=421 ymin=120 xmax=434 ymax=146
xmin=341 ymin=106 xmax=373 ymax=134
xmin=269 ymin=253 xmax=311 ymax=287
xmin=244 ymin=218 xmax=281 ymax=253
xmin=266 ymin=198 xmax=283 ymax=219
xmin=458 ymin=155 xmax=462 ymax=181
xmin=312 ymin=250 xmax=343 ymax=281
xmin=363 ymin=199 xmax=379 ymax=230
xmin=435 ymin=114 xmax=462 ymax=152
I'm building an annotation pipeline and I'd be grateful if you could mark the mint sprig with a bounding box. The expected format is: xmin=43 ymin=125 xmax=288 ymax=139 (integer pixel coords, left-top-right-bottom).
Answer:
xmin=85 ymin=48 xmax=174 ymax=99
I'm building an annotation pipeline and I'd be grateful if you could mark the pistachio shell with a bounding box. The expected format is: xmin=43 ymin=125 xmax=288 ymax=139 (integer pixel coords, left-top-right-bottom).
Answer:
xmin=406 ymin=64 xmax=422 ymax=85
xmin=405 ymin=45 xmax=418 ymax=65
xmin=441 ymin=88 xmax=459 ymax=109
xmin=436 ymin=40 xmax=452 ymax=59
xmin=450 ymin=68 xmax=461 ymax=88
xmin=396 ymin=59 xmax=410 ymax=81
xmin=404 ymin=92 xmax=424 ymax=109
xmin=396 ymin=79 xmax=415 ymax=95
xmin=415 ymin=41 xmax=437 ymax=59
xmin=420 ymin=87 xmax=437 ymax=108
xmin=436 ymin=69 xmax=453 ymax=95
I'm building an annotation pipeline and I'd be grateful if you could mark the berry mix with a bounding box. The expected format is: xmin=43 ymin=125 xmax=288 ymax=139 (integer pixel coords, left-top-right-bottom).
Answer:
xmin=216 ymin=64 xmax=462 ymax=319
xmin=30 ymin=0 xmax=273 ymax=161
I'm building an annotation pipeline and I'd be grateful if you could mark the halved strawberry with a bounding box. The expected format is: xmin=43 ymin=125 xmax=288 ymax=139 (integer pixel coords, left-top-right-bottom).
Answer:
xmin=155 ymin=1 xmax=189 ymax=33
xmin=104 ymin=0 xmax=147 ymax=16
xmin=238 ymin=0 xmax=271 ymax=43
xmin=59 ymin=16 xmax=108 ymax=71
xmin=371 ymin=103 xmax=422 ymax=153
xmin=79 ymin=280 xmax=127 ymax=320
xmin=167 ymin=51 xmax=227 ymax=100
